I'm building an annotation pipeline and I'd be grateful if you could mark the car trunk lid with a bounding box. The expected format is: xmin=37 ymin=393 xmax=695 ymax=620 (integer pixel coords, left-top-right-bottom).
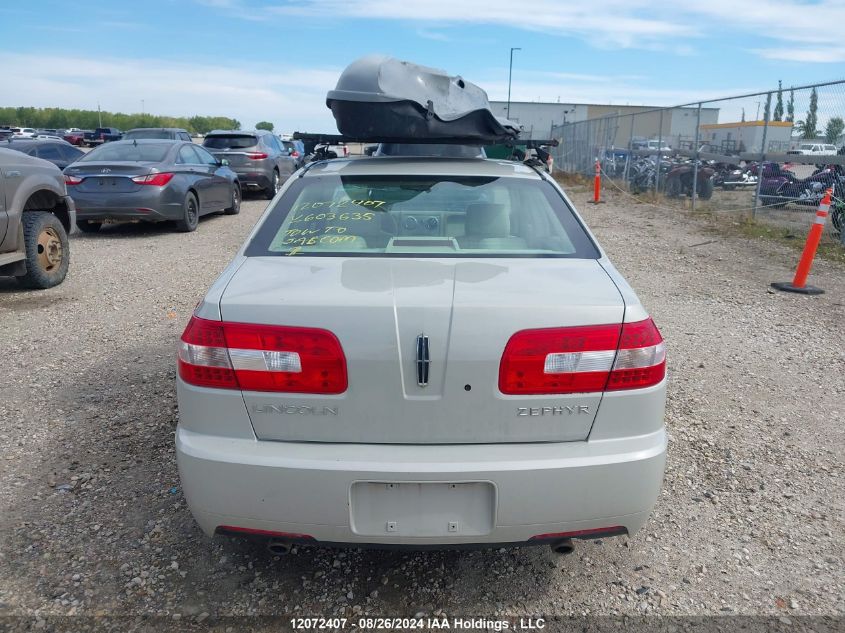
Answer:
xmin=219 ymin=257 xmax=625 ymax=444
xmin=65 ymin=162 xmax=156 ymax=193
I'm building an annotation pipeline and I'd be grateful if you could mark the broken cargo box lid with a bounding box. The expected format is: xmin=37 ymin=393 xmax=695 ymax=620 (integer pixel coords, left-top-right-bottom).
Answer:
xmin=326 ymin=55 xmax=520 ymax=144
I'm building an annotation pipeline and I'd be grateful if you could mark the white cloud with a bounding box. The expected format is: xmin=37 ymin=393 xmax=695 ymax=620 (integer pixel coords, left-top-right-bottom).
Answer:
xmin=0 ymin=52 xmax=341 ymax=133
xmin=213 ymin=0 xmax=845 ymax=62
xmin=753 ymin=47 xmax=845 ymax=64
xmin=416 ymin=28 xmax=450 ymax=41
xmin=266 ymin=0 xmax=695 ymax=48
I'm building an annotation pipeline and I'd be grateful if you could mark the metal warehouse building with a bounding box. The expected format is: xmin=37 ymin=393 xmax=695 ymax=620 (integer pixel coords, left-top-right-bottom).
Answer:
xmin=699 ymin=120 xmax=794 ymax=154
xmin=489 ymin=101 xmax=720 ymax=147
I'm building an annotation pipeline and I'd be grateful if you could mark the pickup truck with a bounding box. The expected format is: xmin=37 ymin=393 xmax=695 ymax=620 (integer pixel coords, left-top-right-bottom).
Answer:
xmin=0 ymin=148 xmax=75 ymax=288
xmin=84 ymin=127 xmax=122 ymax=147
xmin=787 ymin=143 xmax=838 ymax=156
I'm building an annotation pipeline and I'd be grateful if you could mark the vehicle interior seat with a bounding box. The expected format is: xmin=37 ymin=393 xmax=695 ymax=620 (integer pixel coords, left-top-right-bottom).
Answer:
xmin=334 ymin=214 xmax=396 ymax=248
xmin=457 ymin=203 xmax=527 ymax=250
xmin=510 ymin=205 xmax=571 ymax=252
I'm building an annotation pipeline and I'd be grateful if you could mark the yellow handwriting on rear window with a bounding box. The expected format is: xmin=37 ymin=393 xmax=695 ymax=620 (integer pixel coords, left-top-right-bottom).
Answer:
xmin=288 ymin=211 xmax=376 ymax=223
xmin=294 ymin=199 xmax=386 ymax=212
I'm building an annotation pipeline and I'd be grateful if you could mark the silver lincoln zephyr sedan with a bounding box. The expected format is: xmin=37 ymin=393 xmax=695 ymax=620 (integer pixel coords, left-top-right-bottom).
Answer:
xmin=64 ymin=140 xmax=241 ymax=233
xmin=175 ymin=156 xmax=667 ymax=552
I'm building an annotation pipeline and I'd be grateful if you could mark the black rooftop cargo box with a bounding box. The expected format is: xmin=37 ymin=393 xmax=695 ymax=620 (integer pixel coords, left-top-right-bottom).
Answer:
xmin=326 ymin=55 xmax=520 ymax=144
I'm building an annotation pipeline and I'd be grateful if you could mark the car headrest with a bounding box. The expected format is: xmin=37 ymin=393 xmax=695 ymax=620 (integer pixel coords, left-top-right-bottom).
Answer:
xmin=465 ymin=203 xmax=510 ymax=238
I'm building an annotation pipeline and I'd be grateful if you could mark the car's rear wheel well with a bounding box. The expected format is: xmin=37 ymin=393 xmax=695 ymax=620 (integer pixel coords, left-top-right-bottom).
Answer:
xmin=23 ymin=190 xmax=71 ymax=234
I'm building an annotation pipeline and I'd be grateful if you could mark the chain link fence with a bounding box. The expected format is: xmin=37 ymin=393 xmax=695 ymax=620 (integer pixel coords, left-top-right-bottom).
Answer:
xmin=550 ymin=80 xmax=845 ymax=246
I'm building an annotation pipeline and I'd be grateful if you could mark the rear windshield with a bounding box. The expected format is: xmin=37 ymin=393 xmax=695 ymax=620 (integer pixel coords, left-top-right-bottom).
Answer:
xmin=245 ymin=174 xmax=599 ymax=258
xmin=79 ymin=143 xmax=171 ymax=162
xmin=377 ymin=144 xmax=484 ymax=158
xmin=203 ymin=135 xmax=258 ymax=150
xmin=124 ymin=130 xmax=175 ymax=140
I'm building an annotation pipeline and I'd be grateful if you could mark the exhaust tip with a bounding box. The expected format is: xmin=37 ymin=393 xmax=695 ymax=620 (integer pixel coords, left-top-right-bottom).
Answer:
xmin=267 ymin=539 xmax=293 ymax=556
xmin=550 ymin=538 xmax=575 ymax=556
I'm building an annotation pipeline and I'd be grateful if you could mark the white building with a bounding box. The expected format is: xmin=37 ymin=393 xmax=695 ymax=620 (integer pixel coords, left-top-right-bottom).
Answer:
xmin=698 ymin=120 xmax=794 ymax=154
xmin=489 ymin=100 xmax=719 ymax=145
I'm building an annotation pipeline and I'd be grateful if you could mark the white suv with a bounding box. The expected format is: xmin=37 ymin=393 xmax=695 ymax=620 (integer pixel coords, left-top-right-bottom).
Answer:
xmin=175 ymin=155 xmax=667 ymax=551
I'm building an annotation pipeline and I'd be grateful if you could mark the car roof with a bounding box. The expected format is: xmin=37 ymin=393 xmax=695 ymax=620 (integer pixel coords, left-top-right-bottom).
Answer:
xmin=302 ymin=156 xmax=542 ymax=179
xmin=107 ymin=138 xmax=183 ymax=145
xmin=207 ymin=129 xmax=264 ymax=136
xmin=126 ymin=127 xmax=188 ymax=132
xmin=4 ymin=138 xmax=74 ymax=147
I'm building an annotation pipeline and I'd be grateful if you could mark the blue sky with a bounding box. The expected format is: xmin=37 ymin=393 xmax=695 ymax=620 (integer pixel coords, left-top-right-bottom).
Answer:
xmin=2 ymin=0 xmax=844 ymax=132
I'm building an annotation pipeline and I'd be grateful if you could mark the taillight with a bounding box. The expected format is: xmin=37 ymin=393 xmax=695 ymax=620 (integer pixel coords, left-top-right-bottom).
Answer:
xmin=605 ymin=318 xmax=666 ymax=391
xmin=178 ymin=316 xmax=347 ymax=394
xmin=291 ymin=150 xmax=300 ymax=157
xmin=64 ymin=175 xmax=83 ymax=185
xmin=499 ymin=318 xmax=665 ymax=395
xmin=131 ymin=172 xmax=175 ymax=186
xmin=246 ymin=152 xmax=269 ymax=160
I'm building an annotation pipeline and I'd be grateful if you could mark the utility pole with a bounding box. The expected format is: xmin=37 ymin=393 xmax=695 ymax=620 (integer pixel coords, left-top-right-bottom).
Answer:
xmin=507 ymin=47 xmax=521 ymax=119
xmin=97 ymin=102 xmax=102 ymax=127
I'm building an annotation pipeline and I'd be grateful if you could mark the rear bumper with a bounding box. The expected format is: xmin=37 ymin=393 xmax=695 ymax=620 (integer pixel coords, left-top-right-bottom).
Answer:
xmin=176 ymin=426 xmax=667 ymax=546
xmin=73 ymin=190 xmax=182 ymax=222
xmin=230 ymin=167 xmax=272 ymax=190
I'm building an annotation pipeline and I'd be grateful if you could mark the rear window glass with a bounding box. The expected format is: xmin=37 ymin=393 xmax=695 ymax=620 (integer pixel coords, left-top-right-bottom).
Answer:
xmin=377 ymin=144 xmax=484 ymax=158
xmin=124 ymin=130 xmax=176 ymax=140
xmin=79 ymin=143 xmax=170 ymax=162
xmin=203 ymin=135 xmax=258 ymax=150
xmin=246 ymin=175 xmax=598 ymax=258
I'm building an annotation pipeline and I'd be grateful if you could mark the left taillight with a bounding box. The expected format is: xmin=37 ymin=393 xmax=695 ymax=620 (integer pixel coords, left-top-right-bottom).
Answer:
xmin=178 ymin=316 xmax=348 ymax=394
xmin=64 ymin=175 xmax=83 ymax=185
xmin=132 ymin=172 xmax=175 ymax=186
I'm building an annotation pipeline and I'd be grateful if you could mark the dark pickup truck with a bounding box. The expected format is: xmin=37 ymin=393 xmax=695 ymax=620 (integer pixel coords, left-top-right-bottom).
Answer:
xmin=84 ymin=127 xmax=122 ymax=147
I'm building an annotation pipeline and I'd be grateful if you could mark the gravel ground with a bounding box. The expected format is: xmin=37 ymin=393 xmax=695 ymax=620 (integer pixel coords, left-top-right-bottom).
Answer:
xmin=0 ymin=185 xmax=843 ymax=630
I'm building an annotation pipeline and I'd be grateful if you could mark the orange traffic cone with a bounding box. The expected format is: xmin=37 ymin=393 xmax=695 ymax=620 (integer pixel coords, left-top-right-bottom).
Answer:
xmin=588 ymin=159 xmax=604 ymax=204
xmin=771 ymin=188 xmax=832 ymax=295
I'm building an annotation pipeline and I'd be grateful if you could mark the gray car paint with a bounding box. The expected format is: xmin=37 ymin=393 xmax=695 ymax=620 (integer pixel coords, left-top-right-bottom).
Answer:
xmin=64 ymin=140 xmax=239 ymax=223
xmin=0 ymin=148 xmax=75 ymax=253
xmin=202 ymin=130 xmax=296 ymax=194
xmin=123 ymin=128 xmax=193 ymax=142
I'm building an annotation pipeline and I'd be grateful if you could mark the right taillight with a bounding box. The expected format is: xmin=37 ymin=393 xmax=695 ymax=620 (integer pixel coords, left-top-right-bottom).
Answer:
xmin=605 ymin=318 xmax=666 ymax=391
xmin=499 ymin=318 xmax=665 ymax=395
xmin=178 ymin=316 xmax=347 ymax=394
xmin=132 ymin=172 xmax=175 ymax=186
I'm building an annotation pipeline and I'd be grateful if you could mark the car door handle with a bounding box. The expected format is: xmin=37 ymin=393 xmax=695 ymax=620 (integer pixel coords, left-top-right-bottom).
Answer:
xmin=6 ymin=170 xmax=21 ymax=177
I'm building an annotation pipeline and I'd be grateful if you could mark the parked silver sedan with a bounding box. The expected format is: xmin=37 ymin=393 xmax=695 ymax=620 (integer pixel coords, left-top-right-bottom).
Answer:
xmin=175 ymin=155 xmax=668 ymax=552
xmin=64 ymin=140 xmax=241 ymax=233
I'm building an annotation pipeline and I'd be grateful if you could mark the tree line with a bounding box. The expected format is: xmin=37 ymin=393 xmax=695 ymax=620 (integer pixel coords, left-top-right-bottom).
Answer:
xmin=0 ymin=107 xmax=241 ymax=135
xmin=767 ymin=83 xmax=844 ymax=143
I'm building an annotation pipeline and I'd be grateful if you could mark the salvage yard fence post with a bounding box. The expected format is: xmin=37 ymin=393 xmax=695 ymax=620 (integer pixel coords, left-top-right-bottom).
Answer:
xmin=691 ymin=102 xmax=702 ymax=212
xmin=656 ymin=109 xmax=664 ymax=194
xmin=752 ymin=92 xmax=772 ymax=219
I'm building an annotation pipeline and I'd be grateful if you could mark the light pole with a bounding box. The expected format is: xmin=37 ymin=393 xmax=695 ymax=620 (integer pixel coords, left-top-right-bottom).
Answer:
xmin=507 ymin=47 xmax=521 ymax=119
